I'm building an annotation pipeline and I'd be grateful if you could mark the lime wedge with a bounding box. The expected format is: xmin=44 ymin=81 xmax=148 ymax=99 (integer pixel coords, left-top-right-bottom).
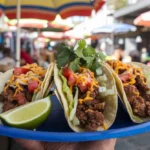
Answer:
xmin=0 ymin=96 xmax=51 ymax=129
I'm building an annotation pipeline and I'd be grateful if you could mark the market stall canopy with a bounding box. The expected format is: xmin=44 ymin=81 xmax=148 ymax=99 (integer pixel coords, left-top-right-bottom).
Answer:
xmin=40 ymin=31 xmax=83 ymax=40
xmin=0 ymin=0 xmax=105 ymax=21
xmin=48 ymin=15 xmax=73 ymax=31
xmin=41 ymin=31 xmax=64 ymax=40
xmin=92 ymin=23 xmax=137 ymax=34
xmin=0 ymin=0 xmax=105 ymax=67
xmin=8 ymin=19 xmax=48 ymax=28
xmin=7 ymin=16 xmax=72 ymax=31
xmin=134 ymin=11 xmax=150 ymax=27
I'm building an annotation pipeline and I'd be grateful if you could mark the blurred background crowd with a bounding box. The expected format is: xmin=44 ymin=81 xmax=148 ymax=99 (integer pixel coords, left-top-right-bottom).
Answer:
xmin=0 ymin=0 xmax=150 ymax=71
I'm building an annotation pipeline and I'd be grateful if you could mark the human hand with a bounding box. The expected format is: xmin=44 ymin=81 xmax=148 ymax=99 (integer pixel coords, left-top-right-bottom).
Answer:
xmin=15 ymin=138 xmax=116 ymax=150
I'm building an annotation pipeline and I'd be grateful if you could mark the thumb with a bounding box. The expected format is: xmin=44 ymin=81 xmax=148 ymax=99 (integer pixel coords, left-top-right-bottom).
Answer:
xmin=15 ymin=139 xmax=44 ymax=150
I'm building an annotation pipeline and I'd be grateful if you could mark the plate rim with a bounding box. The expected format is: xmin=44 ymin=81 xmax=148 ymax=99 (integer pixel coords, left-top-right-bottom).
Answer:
xmin=0 ymin=122 xmax=150 ymax=142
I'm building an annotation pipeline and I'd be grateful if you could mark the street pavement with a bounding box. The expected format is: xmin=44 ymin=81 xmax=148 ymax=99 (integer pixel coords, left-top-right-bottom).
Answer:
xmin=116 ymin=133 xmax=150 ymax=150
xmin=1 ymin=133 xmax=150 ymax=150
xmin=10 ymin=133 xmax=150 ymax=150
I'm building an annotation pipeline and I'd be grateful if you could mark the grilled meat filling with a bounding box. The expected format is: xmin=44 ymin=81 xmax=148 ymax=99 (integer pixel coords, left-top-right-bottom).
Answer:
xmin=62 ymin=66 xmax=106 ymax=131
xmin=107 ymin=60 xmax=150 ymax=117
xmin=1 ymin=87 xmax=32 ymax=112
xmin=76 ymin=88 xmax=105 ymax=131
xmin=0 ymin=64 xmax=46 ymax=112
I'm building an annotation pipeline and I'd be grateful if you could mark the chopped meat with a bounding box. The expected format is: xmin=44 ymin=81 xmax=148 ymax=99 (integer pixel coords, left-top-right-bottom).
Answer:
xmin=140 ymin=91 xmax=150 ymax=102
xmin=1 ymin=87 xmax=32 ymax=112
xmin=3 ymin=101 xmax=17 ymax=112
xmin=90 ymin=87 xmax=99 ymax=99
xmin=76 ymin=99 xmax=105 ymax=131
xmin=94 ymin=103 xmax=105 ymax=111
xmin=77 ymin=103 xmax=88 ymax=111
xmin=79 ymin=87 xmax=99 ymax=102
xmin=124 ymin=85 xmax=146 ymax=117
xmin=124 ymin=84 xmax=150 ymax=117
xmin=78 ymin=92 xmax=87 ymax=99
xmin=124 ymin=85 xmax=139 ymax=97
xmin=135 ymin=76 xmax=150 ymax=92
xmin=146 ymin=101 xmax=150 ymax=116
xmin=85 ymin=111 xmax=104 ymax=131
xmin=2 ymin=88 xmax=16 ymax=102
xmin=26 ymin=92 xmax=32 ymax=102
xmin=84 ymin=100 xmax=105 ymax=111
xmin=84 ymin=99 xmax=99 ymax=105
xmin=76 ymin=107 xmax=104 ymax=131
xmin=129 ymin=96 xmax=146 ymax=117
xmin=15 ymin=92 xmax=27 ymax=106
xmin=0 ymin=95 xmax=3 ymax=102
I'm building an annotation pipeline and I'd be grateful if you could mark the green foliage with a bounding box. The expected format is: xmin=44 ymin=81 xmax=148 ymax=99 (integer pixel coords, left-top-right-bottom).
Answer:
xmin=55 ymin=40 xmax=106 ymax=73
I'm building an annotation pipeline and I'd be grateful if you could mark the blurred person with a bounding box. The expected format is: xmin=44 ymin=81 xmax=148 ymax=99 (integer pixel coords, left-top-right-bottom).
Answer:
xmin=141 ymin=47 xmax=148 ymax=63
xmin=147 ymin=62 xmax=150 ymax=66
xmin=37 ymin=48 xmax=49 ymax=68
xmin=91 ymin=40 xmax=98 ymax=49
xmin=129 ymin=50 xmax=141 ymax=62
xmin=20 ymin=40 xmax=34 ymax=66
xmin=0 ymin=44 xmax=4 ymax=59
xmin=15 ymin=138 xmax=116 ymax=150
xmin=0 ymin=47 xmax=15 ymax=72
xmin=112 ymin=45 xmax=124 ymax=61
xmin=32 ymin=50 xmax=39 ymax=64
xmin=46 ymin=49 xmax=55 ymax=63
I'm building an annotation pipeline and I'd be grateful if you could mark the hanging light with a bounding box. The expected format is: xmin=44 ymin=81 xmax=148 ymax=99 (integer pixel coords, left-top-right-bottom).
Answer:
xmin=118 ymin=38 xmax=124 ymax=45
xmin=136 ymin=36 xmax=142 ymax=43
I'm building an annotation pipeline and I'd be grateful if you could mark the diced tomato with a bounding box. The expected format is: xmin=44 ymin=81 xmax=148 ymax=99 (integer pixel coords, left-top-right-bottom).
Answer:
xmin=28 ymin=80 xmax=39 ymax=93
xmin=14 ymin=67 xmax=30 ymax=76
xmin=62 ymin=66 xmax=72 ymax=79
xmin=78 ymin=83 xmax=88 ymax=93
xmin=86 ymin=77 xmax=91 ymax=87
xmin=118 ymin=73 xmax=131 ymax=83
xmin=15 ymin=92 xmax=26 ymax=105
xmin=68 ymin=74 xmax=76 ymax=86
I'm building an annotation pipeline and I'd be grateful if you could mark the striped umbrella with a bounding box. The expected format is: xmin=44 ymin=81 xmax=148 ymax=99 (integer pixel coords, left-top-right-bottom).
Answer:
xmin=134 ymin=11 xmax=150 ymax=27
xmin=0 ymin=0 xmax=105 ymax=66
xmin=0 ymin=0 xmax=105 ymax=21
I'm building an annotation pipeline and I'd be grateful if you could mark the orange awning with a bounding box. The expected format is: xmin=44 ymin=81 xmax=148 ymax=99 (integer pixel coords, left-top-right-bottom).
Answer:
xmin=134 ymin=11 xmax=150 ymax=27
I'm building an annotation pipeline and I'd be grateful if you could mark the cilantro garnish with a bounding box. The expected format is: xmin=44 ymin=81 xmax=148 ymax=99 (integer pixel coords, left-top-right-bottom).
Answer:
xmin=55 ymin=40 xmax=106 ymax=73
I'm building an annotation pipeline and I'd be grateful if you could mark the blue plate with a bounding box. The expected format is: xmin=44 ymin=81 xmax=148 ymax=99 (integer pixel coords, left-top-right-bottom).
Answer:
xmin=0 ymin=96 xmax=150 ymax=142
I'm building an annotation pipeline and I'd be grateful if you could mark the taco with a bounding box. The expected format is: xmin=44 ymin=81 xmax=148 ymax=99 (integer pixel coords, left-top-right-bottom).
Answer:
xmin=0 ymin=63 xmax=54 ymax=113
xmin=54 ymin=40 xmax=118 ymax=132
xmin=107 ymin=60 xmax=150 ymax=123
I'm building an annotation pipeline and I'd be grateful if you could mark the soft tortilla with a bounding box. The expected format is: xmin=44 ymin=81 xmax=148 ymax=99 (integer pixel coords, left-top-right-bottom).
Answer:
xmin=0 ymin=63 xmax=54 ymax=114
xmin=54 ymin=63 xmax=118 ymax=132
xmin=106 ymin=62 xmax=150 ymax=123
xmin=0 ymin=69 xmax=14 ymax=114
xmin=33 ymin=62 xmax=55 ymax=100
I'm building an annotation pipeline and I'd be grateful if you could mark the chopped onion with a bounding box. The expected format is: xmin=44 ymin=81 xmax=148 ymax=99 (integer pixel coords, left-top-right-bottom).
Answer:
xmin=105 ymin=86 xmax=115 ymax=95
xmin=97 ymin=74 xmax=107 ymax=83
xmin=99 ymin=86 xmax=115 ymax=97
xmin=96 ymin=67 xmax=102 ymax=75
xmin=101 ymin=82 xmax=106 ymax=87
xmin=99 ymin=86 xmax=106 ymax=92
xmin=106 ymin=89 xmax=115 ymax=95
